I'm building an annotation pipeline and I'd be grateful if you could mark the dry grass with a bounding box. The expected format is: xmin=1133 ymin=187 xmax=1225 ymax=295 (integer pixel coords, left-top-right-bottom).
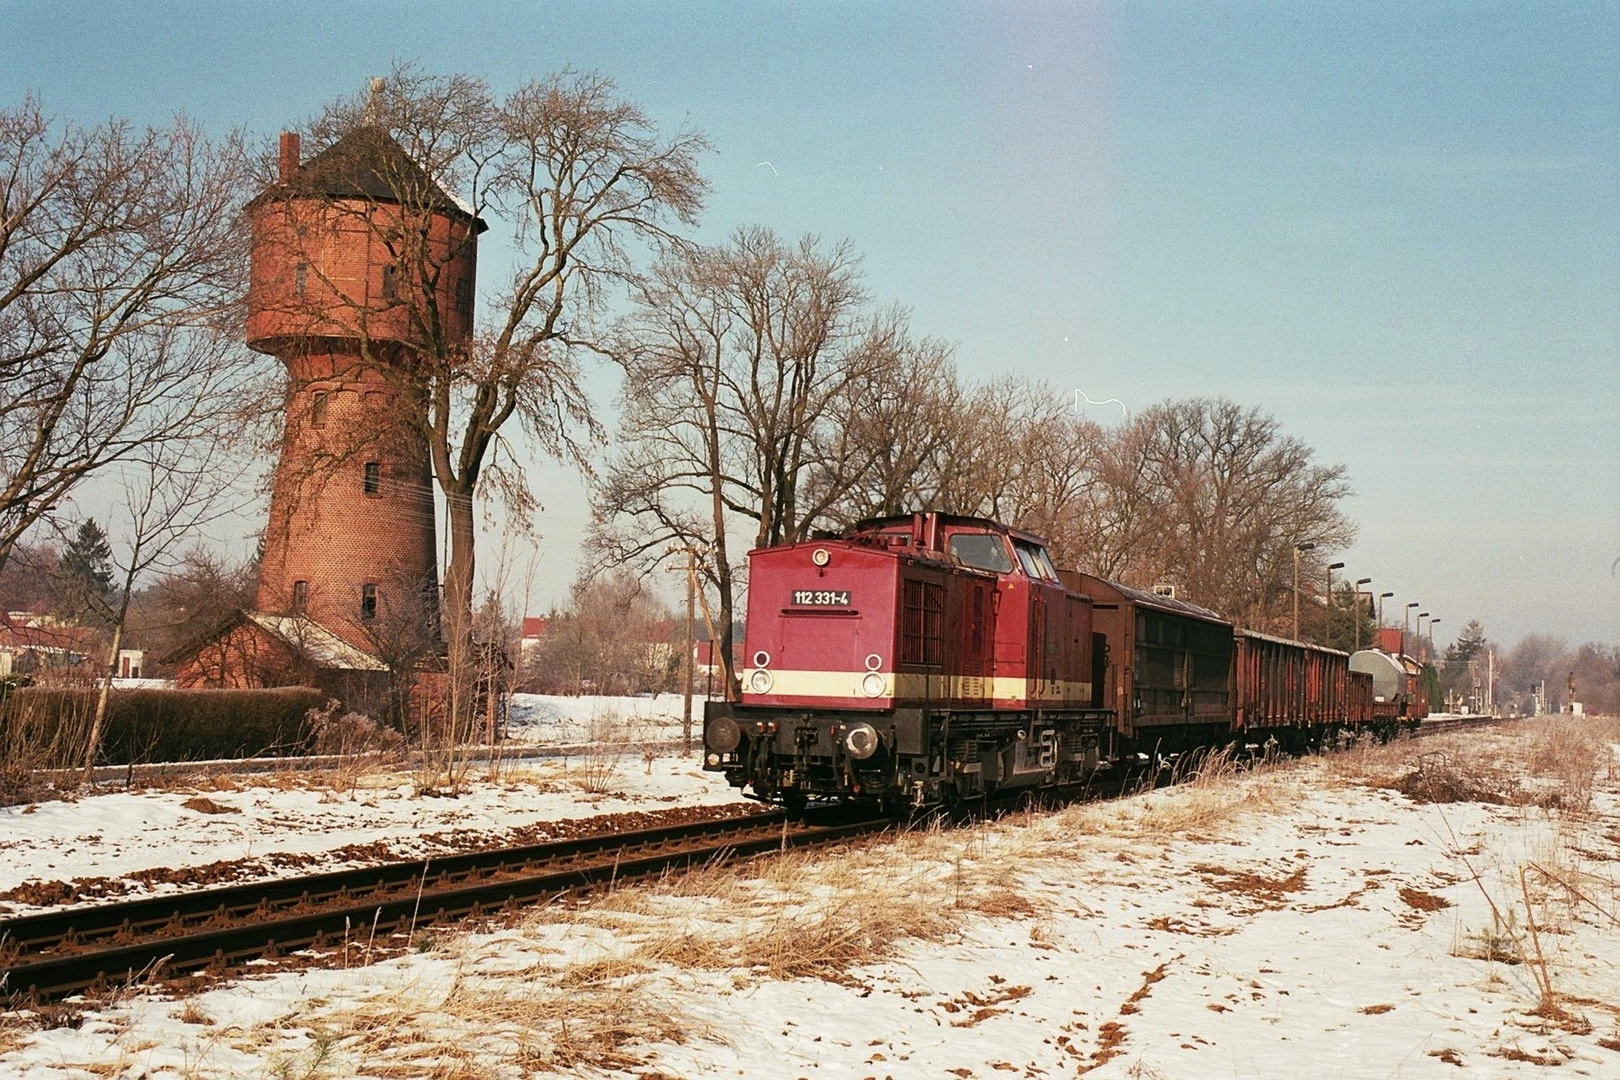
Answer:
xmin=1330 ymin=718 xmax=1620 ymax=815
xmin=570 ymin=709 xmax=650 ymax=794
xmin=1061 ymin=746 xmax=1301 ymax=839
xmin=232 ymin=964 xmax=701 ymax=1079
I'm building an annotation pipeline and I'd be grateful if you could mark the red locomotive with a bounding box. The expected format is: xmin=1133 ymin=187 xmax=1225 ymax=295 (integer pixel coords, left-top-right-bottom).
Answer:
xmin=703 ymin=512 xmax=1415 ymax=811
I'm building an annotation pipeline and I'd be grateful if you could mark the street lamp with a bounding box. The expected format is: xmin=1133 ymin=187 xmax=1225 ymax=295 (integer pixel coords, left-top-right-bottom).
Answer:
xmin=1354 ymin=578 xmax=1372 ymax=650
xmin=1428 ymin=617 xmax=1442 ymax=659
xmin=1326 ymin=562 xmax=1344 ymax=646
xmin=1405 ymin=602 xmax=1420 ymax=654
xmin=1293 ymin=542 xmax=1316 ymax=640
xmin=1379 ymin=592 xmax=1394 ymax=633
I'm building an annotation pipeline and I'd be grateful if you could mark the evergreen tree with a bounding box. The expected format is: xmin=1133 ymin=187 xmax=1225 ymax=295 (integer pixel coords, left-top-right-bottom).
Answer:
xmin=52 ymin=519 xmax=115 ymax=627
xmin=1446 ymin=619 xmax=1488 ymax=663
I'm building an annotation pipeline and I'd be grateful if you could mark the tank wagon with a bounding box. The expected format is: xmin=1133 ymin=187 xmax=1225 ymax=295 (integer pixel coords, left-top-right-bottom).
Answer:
xmin=704 ymin=512 xmax=1416 ymax=812
xmin=1349 ymin=647 xmax=1430 ymax=723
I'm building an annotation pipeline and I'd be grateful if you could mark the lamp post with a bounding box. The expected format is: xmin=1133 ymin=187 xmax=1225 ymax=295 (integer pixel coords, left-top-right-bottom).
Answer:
xmin=1326 ymin=561 xmax=1344 ymax=647
xmin=1428 ymin=618 xmax=1441 ymax=664
xmin=1354 ymin=578 xmax=1372 ymax=650
xmin=1418 ymin=612 xmax=1430 ymax=660
xmin=1292 ymin=542 xmax=1316 ymax=640
xmin=1405 ymin=602 xmax=1420 ymax=655
xmin=1379 ymin=591 xmax=1393 ymax=634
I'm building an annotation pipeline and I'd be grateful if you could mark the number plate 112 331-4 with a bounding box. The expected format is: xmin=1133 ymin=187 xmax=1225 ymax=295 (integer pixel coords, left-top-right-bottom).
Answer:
xmin=791 ymin=589 xmax=851 ymax=606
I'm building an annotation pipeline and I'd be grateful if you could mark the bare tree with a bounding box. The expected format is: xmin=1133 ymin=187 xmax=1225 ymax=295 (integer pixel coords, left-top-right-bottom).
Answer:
xmin=81 ymin=439 xmax=251 ymax=779
xmin=527 ymin=570 xmax=675 ymax=696
xmin=813 ymin=335 xmax=964 ymax=523
xmin=0 ymin=97 xmax=264 ymax=575
xmin=1067 ymin=397 xmax=1354 ymax=629
xmin=591 ymin=228 xmax=897 ymax=693
xmin=126 ymin=545 xmax=257 ymax=667
xmin=289 ymin=66 xmax=708 ymax=709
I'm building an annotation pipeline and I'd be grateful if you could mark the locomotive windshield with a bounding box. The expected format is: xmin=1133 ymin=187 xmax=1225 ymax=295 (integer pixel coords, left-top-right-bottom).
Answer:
xmin=947 ymin=533 xmax=1015 ymax=573
xmin=1013 ymin=539 xmax=1061 ymax=582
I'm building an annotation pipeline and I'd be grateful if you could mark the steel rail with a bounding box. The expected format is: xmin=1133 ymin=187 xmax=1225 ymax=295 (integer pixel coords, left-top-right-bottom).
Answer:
xmin=1415 ymin=714 xmax=1508 ymax=737
xmin=2 ymin=809 xmax=889 ymax=1003
xmin=2 ymin=810 xmax=782 ymax=956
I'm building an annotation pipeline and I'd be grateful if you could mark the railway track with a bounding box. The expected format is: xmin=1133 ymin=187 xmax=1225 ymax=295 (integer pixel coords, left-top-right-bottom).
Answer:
xmin=1415 ymin=714 xmax=1507 ymax=737
xmin=0 ymin=807 xmax=891 ymax=1004
xmin=2 ymin=715 xmax=1512 ymax=1004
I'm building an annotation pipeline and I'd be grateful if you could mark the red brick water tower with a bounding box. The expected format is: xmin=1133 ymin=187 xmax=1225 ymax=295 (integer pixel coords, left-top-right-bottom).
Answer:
xmin=246 ymin=126 xmax=483 ymax=653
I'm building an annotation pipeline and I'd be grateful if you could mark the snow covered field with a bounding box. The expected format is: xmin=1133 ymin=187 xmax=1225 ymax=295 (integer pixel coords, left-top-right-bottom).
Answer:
xmin=505 ymin=693 xmax=697 ymax=748
xmin=3 ymin=715 xmax=1619 ymax=1078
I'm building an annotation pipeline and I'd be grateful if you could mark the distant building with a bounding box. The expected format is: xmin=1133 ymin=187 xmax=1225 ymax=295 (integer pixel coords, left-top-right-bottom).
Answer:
xmin=0 ymin=611 xmax=96 ymax=678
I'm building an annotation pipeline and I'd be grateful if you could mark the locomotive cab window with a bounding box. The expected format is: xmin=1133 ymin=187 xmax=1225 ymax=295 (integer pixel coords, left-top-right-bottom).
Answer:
xmin=1012 ymin=540 xmax=1060 ymax=581
xmin=947 ymin=533 xmax=1014 ymax=574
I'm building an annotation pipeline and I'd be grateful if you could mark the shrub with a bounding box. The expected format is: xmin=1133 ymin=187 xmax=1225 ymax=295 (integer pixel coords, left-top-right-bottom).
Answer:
xmin=306 ymin=699 xmax=406 ymax=756
xmin=0 ymin=686 xmax=324 ymax=769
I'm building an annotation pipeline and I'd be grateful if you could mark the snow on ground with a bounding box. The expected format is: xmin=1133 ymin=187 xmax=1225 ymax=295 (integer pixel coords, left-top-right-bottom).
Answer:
xmin=3 ymin=717 xmax=1620 ymax=1078
xmin=0 ymin=696 xmax=747 ymax=913
xmin=505 ymin=692 xmax=697 ymax=747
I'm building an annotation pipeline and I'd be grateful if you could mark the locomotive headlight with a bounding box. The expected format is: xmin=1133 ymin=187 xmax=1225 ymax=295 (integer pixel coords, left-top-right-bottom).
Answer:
xmin=748 ymin=668 xmax=774 ymax=694
xmin=706 ymin=716 xmax=741 ymax=753
xmin=860 ymin=671 xmax=887 ymax=697
xmin=811 ymin=547 xmax=831 ymax=567
xmin=843 ymin=722 xmax=880 ymax=760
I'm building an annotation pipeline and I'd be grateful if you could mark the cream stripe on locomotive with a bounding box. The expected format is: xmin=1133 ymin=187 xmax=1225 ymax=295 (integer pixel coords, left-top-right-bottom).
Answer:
xmin=743 ymin=668 xmax=1093 ymax=705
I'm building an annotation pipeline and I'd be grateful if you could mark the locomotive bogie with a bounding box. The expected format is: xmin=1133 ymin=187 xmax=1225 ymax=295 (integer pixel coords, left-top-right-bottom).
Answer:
xmin=705 ymin=699 xmax=1115 ymax=808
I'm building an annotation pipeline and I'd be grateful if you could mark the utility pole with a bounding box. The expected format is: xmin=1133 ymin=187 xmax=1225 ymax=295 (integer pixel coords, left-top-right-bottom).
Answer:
xmin=1487 ymin=648 xmax=1495 ymax=716
xmin=682 ymin=548 xmax=695 ymax=754
xmin=1326 ymin=561 xmax=1344 ymax=647
xmin=1354 ymin=578 xmax=1372 ymax=650
xmin=1293 ymin=542 xmax=1315 ymax=640
xmin=666 ymin=546 xmax=697 ymax=754
xmin=667 ymin=543 xmax=722 ymax=754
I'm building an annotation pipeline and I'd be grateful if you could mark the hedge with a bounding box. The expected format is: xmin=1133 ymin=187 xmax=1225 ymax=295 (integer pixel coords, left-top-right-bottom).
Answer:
xmin=1 ymin=686 xmax=325 ymax=767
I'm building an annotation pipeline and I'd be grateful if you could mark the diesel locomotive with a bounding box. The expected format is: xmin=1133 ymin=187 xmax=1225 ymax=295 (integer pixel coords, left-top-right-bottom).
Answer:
xmin=702 ymin=512 xmax=1423 ymax=811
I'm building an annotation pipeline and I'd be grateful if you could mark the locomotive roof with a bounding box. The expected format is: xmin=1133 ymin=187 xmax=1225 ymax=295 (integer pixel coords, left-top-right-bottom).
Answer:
xmin=849 ymin=512 xmax=1054 ymax=548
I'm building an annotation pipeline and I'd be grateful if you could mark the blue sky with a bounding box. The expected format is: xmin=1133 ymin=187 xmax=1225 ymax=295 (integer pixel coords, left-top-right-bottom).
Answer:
xmin=5 ymin=1 xmax=1616 ymax=645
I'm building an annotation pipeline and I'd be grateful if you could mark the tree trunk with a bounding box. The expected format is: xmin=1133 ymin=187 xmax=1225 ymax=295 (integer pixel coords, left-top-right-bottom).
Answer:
xmin=81 ymin=619 xmax=125 ymax=783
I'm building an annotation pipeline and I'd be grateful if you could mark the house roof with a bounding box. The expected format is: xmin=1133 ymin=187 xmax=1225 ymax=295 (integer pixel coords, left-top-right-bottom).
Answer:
xmin=243 ymin=613 xmax=389 ymax=671
xmin=0 ymin=614 xmax=98 ymax=655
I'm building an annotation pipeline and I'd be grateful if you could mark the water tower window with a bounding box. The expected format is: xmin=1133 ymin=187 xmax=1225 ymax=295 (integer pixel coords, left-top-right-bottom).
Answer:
xmin=311 ymin=392 xmax=329 ymax=429
xmin=360 ymin=583 xmax=377 ymax=621
xmin=363 ymin=461 xmax=381 ymax=496
xmin=456 ymin=277 xmax=472 ymax=324
xmin=292 ymin=580 xmax=308 ymax=613
xmin=295 ymin=261 xmax=308 ymax=296
xmin=381 ymin=263 xmax=399 ymax=301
